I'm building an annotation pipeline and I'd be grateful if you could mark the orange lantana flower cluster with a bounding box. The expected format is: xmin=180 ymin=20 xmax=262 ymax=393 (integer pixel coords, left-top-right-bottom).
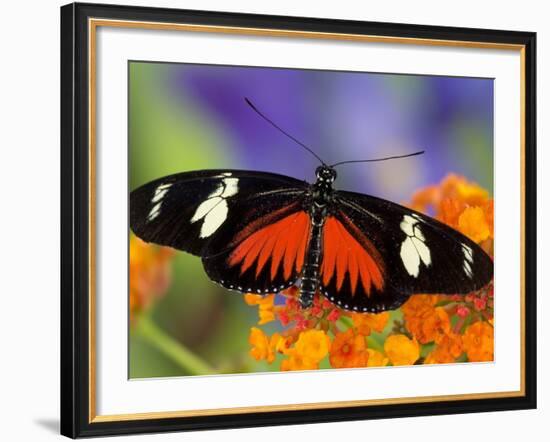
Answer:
xmin=129 ymin=235 xmax=175 ymax=323
xmin=407 ymin=174 xmax=494 ymax=363
xmin=246 ymin=289 xmax=393 ymax=370
xmin=410 ymin=173 xmax=494 ymax=252
xmin=245 ymin=173 xmax=494 ymax=370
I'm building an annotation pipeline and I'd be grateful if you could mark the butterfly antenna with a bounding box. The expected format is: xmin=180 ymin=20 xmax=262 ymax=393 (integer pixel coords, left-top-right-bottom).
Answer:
xmin=330 ymin=150 xmax=425 ymax=167
xmin=244 ymin=97 xmax=327 ymax=165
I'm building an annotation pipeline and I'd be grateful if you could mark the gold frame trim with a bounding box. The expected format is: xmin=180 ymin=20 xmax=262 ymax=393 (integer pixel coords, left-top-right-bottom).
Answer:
xmin=88 ymin=18 xmax=527 ymax=424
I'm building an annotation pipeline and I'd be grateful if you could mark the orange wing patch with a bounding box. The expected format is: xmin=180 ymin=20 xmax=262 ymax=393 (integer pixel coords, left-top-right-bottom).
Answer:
xmin=228 ymin=211 xmax=311 ymax=281
xmin=321 ymin=216 xmax=384 ymax=296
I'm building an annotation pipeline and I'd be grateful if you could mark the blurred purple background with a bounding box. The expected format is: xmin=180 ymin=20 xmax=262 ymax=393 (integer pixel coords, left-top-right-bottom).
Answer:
xmin=169 ymin=63 xmax=493 ymax=202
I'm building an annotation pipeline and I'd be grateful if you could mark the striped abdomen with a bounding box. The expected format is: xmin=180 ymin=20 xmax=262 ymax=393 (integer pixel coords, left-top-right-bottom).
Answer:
xmin=299 ymin=208 xmax=325 ymax=308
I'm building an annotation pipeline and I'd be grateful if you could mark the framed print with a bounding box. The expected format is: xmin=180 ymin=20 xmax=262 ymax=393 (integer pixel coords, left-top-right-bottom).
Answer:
xmin=60 ymin=2 xmax=537 ymax=438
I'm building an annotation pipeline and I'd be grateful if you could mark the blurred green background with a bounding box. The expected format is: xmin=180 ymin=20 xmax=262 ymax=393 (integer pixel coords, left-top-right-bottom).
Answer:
xmin=129 ymin=61 xmax=493 ymax=378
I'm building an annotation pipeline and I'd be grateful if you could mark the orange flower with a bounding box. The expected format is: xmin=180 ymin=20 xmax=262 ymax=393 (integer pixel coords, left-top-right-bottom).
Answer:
xmin=244 ymin=293 xmax=276 ymax=325
xmin=484 ymin=200 xmax=494 ymax=239
xmin=244 ymin=293 xmax=262 ymax=306
xmin=249 ymin=327 xmax=275 ymax=363
xmin=384 ymin=334 xmax=420 ymax=366
xmin=458 ymin=206 xmax=491 ymax=243
xmin=249 ymin=329 xmax=294 ymax=364
xmin=402 ymin=295 xmax=450 ymax=344
xmin=440 ymin=174 xmax=489 ymax=207
xmin=129 ymin=236 xmax=175 ymax=322
xmin=409 ymin=184 xmax=439 ymax=213
xmin=462 ymin=321 xmax=494 ymax=362
xmin=425 ymin=332 xmax=463 ymax=364
xmin=439 ymin=197 xmax=464 ymax=229
xmin=351 ymin=312 xmax=390 ymax=336
xmin=366 ymin=349 xmax=389 ymax=367
xmin=409 ymin=174 xmax=493 ymax=245
xmin=272 ymin=333 xmax=293 ymax=355
xmin=329 ymin=329 xmax=369 ymax=368
xmin=421 ymin=307 xmax=451 ymax=342
xmin=401 ymin=294 xmax=439 ymax=318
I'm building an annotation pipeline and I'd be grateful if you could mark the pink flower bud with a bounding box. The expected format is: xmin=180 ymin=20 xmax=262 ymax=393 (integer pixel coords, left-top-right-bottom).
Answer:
xmin=474 ymin=297 xmax=487 ymax=311
xmin=278 ymin=310 xmax=290 ymax=326
xmin=327 ymin=309 xmax=341 ymax=322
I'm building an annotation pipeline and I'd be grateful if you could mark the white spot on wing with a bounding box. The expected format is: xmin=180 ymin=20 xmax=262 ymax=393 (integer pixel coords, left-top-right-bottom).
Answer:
xmin=152 ymin=189 xmax=168 ymax=203
xmin=147 ymin=202 xmax=162 ymax=221
xmin=399 ymin=214 xmax=431 ymax=277
xmin=191 ymin=197 xmax=221 ymax=223
xmin=400 ymin=238 xmax=420 ymax=277
xmin=199 ymin=200 xmax=228 ymax=238
xmin=414 ymin=225 xmax=425 ymax=241
xmin=462 ymin=244 xmax=474 ymax=278
xmin=190 ymin=178 xmax=239 ymax=238
xmin=462 ymin=244 xmax=474 ymax=262
xmin=413 ymin=237 xmax=431 ymax=265
xmin=400 ymin=215 xmax=416 ymax=236
xmin=463 ymin=260 xmax=473 ymax=278
xmin=147 ymin=183 xmax=173 ymax=221
xmin=221 ymin=178 xmax=239 ymax=198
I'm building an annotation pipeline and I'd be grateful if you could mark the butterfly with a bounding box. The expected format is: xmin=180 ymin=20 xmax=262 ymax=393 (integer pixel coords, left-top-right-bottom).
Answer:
xmin=129 ymin=99 xmax=493 ymax=313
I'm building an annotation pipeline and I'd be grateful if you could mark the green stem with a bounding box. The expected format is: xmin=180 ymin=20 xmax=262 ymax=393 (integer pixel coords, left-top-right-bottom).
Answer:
xmin=339 ymin=316 xmax=354 ymax=329
xmin=136 ymin=315 xmax=215 ymax=375
xmin=366 ymin=335 xmax=385 ymax=353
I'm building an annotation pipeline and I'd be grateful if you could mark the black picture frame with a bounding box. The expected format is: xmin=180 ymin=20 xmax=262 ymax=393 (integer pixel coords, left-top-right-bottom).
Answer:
xmin=61 ymin=2 xmax=537 ymax=438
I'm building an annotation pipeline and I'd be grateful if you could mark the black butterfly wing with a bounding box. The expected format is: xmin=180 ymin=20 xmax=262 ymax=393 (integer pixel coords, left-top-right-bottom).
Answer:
xmin=130 ymin=169 xmax=311 ymax=294
xmin=318 ymin=190 xmax=493 ymax=313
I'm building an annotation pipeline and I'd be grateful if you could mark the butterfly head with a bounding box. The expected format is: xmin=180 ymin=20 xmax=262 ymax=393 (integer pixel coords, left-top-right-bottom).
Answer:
xmin=315 ymin=165 xmax=337 ymax=184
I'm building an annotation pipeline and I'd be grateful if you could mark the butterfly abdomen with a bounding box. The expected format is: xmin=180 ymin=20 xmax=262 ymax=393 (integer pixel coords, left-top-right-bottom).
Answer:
xmin=299 ymin=206 xmax=326 ymax=308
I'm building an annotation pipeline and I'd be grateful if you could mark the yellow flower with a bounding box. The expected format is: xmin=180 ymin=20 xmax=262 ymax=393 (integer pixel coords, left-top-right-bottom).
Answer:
xmin=462 ymin=321 xmax=494 ymax=362
xmin=351 ymin=312 xmax=390 ymax=336
xmin=366 ymin=349 xmax=389 ymax=367
xmin=271 ymin=333 xmax=293 ymax=355
xmin=458 ymin=206 xmax=491 ymax=243
xmin=280 ymin=330 xmax=331 ymax=371
xmin=440 ymin=174 xmax=489 ymax=207
xmin=280 ymin=350 xmax=319 ymax=371
xmin=384 ymin=334 xmax=420 ymax=366
xmin=244 ymin=293 xmax=262 ymax=305
xmin=329 ymin=329 xmax=369 ymax=368
xmin=249 ymin=327 xmax=275 ymax=363
xmin=244 ymin=293 xmax=276 ymax=325
xmin=294 ymin=329 xmax=331 ymax=362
